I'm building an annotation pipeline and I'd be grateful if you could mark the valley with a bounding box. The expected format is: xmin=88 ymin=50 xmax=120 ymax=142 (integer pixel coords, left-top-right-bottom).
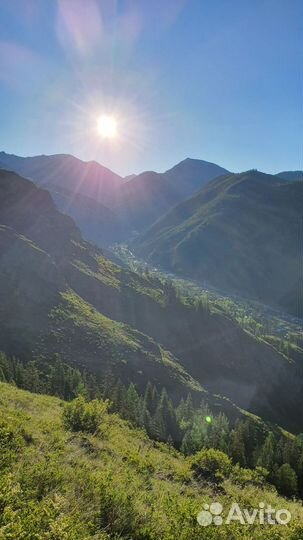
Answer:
xmin=112 ymin=244 xmax=303 ymax=346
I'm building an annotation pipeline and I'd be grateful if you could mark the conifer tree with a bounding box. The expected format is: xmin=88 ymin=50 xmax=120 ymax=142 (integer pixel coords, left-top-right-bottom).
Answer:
xmin=257 ymin=433 xmax=276 ymax=472
xmin=127 ymin=383 xmax=140 ymax=424
xmin=276 ymin=464 xmax=298 ymax=497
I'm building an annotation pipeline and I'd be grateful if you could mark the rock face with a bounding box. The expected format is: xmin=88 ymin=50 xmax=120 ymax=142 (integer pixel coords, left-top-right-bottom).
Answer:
xmin=0 ymin=168 xmax=302 ymax=432
xmin=133 ymin=170 xmax=302 ymax=318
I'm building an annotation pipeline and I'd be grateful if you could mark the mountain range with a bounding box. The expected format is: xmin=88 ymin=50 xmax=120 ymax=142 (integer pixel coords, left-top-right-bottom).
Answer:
xmin=0 ymin=151 xmax=229 ymax=243
xmin=1 ymin=150 xmax=301 ymax=318
xmin=0 ymin=167 xmax=302 ymax=433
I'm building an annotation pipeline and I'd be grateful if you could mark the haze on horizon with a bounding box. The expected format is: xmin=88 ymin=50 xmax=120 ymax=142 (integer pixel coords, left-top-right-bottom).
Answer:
xmin=0 ymin=0 xmax=302 ymax=176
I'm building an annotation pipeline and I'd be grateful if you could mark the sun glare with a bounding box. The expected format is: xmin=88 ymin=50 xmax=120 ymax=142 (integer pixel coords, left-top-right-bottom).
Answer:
xmin=97 ymin=114 xmax=118 ymax=138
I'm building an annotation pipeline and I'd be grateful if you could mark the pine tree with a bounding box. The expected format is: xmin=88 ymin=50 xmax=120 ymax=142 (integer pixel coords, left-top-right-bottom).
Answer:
xmin=257 ymin=433 xmax=275 ymax=472
xmin=276 ymin=464 xmax=298 ymax=497
xmin=0 ymin=352 xmax=13 ymax=382
xmin=208 ymin=413 xmax=229 ymax=453
xmin=156 ymin=389 xmax=179 ymax=443
xmin=102 ymin=367 xmax=116 ymax=400
xmin=126 ymin=383 xmax=140 ymax=424
xmin=111 ymin=379 xmax=128 ymax=416
xmin=229 ymin=427 xmax=246 ymax=467
xmin=48 ymin=356 xmax=66 ymax=398
xmin=180 ymin=394 xmax=194 ymax=429
xmin=143 ymin=382 xmax=154 ymax=415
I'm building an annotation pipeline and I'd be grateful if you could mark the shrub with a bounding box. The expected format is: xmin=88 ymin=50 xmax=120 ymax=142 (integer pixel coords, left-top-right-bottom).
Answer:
xmin=231 ymin=464 xmax=269 ymax=487
xmin=98 ymin=484 xmax=137 ymax=537
xmin=190 ymin=448 xmax=232 ymax=483
xmin=0 ymin=422 xmax=23 ymax=471
xmin=63 ymin=396 xmax=108 ymax=433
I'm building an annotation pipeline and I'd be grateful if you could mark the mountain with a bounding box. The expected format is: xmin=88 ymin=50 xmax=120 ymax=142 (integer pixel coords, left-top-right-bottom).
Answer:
xmin=276 ymin=170 xmax=303 ymax=181
xmin=163 ymin=157 xmax=230 ymax=195
xmin=0 ymin=151 xmax=123 ymax=205
xmin=133 ymin=170 xmax=303 ymax=318
xmin=123 ymin=173 xmax=137 ymax=181
xmin=0 ymin=151 xmax=127 ymax=246
xmin=0 ymin=152 xmax=228 ymax=245
xmin=1 ymin=168 xmax=303 ymax=432
xmin=113 ymin=158 xmax=229 ymax=231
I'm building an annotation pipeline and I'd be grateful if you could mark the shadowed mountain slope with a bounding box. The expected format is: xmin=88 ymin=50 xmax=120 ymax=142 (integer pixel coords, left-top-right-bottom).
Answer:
xmin=133 ymin=170 xmax=302 ymax=318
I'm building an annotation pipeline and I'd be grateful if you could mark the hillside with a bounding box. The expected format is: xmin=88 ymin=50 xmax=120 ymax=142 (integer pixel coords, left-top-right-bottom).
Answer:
xmin=114 ymin=158 xmax=229 ymax=231
xmin=0 ymin=170 xmax=203 ymax=401
xmin=133 ymin=171 xmax=303 ymax=318
xmin=50 ymin=187 xmax=125 ymax=246
xmin=0 ymin=382 xmax=302 ymax=539
xmin=0 ymin=169 xmax=303 ymax=432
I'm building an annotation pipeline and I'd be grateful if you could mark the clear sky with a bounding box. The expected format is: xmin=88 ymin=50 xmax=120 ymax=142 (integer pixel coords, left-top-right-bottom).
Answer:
xmin=0 ymin=0 xmax=302 ymax=176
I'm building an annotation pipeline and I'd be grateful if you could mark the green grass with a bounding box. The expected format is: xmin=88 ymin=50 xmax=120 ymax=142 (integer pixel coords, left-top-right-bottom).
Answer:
xmin=0 ymin=382 xmax=302 ymax=539
xmin=47 ymin=290 xmax=203 ymax=395
xmin=73 ymin=251 xmax=165 ymax=304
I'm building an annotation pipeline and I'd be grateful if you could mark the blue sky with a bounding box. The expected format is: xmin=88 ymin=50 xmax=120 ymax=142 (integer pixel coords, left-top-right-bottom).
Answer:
xmin=0 ymin=0 xmax=302 ymax=176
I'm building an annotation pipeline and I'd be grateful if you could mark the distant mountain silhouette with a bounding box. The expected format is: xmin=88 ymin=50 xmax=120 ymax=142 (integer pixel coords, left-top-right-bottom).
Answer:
xmin=276 ymin=170 xmax=303 ymax=181
xmin=0 ymin=151 xmax=123 ymax=205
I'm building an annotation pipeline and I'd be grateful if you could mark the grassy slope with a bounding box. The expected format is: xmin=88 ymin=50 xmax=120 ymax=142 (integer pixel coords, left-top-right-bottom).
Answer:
xmin=46 ymin=290 xmax=204 ymax=396
xmin=0 ymin=382 xmax=302 ymax=540
xmin=0 ymin=225 xmax=203 ymax=400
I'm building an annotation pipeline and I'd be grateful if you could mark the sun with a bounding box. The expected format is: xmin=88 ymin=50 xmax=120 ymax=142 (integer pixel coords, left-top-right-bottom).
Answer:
xmin=97 ymin=114 xmax=118 ymax=138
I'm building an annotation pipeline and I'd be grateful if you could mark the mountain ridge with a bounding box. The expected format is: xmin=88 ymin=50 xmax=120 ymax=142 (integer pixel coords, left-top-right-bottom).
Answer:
xmin=133 ymin=170 xmax=303 ymax=318
xmin=0 ymin=151 xmax=230 ymax=244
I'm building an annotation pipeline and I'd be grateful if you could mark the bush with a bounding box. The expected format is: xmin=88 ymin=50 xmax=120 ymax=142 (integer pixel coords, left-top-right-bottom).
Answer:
xmin=63 ymin=396 xmax=108 ymax=433
xmin=98 ymin=484 xmax=138 ymax=537
xmin=0 ymin=422 xmax=23 ymax=471
xmin=190 ymin=448 xmax=232 ymax=483
xmin=231 ymin=464 xmax=269 ymax=487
